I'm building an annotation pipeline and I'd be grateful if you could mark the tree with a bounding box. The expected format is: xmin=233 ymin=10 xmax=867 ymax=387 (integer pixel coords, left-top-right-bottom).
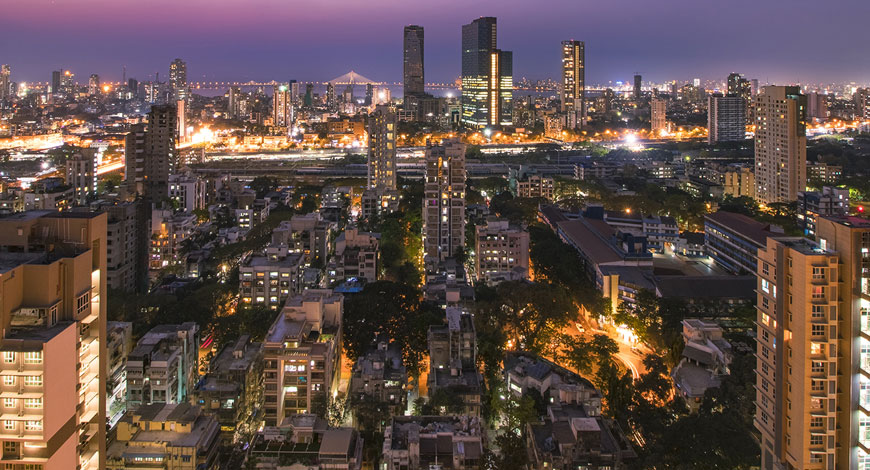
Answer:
xmin=249 ymin=176 xmax=278 ymax=198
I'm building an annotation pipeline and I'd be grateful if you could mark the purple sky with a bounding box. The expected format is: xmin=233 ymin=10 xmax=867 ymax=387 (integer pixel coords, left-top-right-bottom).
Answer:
xmin=2 ymin=0 xmax=869 ymax=85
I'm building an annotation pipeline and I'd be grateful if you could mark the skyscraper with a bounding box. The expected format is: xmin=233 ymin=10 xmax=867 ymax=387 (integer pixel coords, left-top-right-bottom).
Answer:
xmin=754 ymin=86 xmax=807 ymax=205
xmin=633 ymin=74 xmax=642 ymax=99
xmin=88 ymin=74 xmax=100 ymax=96
xmin=423 ymin=139 xmax=467 ymax=263
xmin=650 ymin=98 xmax=667 ymax=136
xmin=125 ymin=105 xmax=178 ymax=198
xmin=326 ymin=83 xmax=337 ymax=112
xmin=727 ymin=73 xmax=751 ymax=101
xmin=561 ymin=40 xmax=585 ymax=128
xmin=366 ymin=105 xmax=397 ymax=192
xmin=66 ymin=149 xmax=97 ymax=205
xmin=756 ymin=215 xmax=870 ymax=469
xmin=273 ymin=83 xmax=291 ymax=127
xmin=169 ymin=58 xmax=188 ymax=102
xmin=404 ymin=25 xmax=425 ymax=116
xmin=0 ymin=65 xmax=10 ymax=100
xmin=0 ymin=211 xmax=108 ymax=470
xmin=707 ymin=93 xmax=746 ymax=144
xmin=304 ymin=83 xmax=314 ymax=108
xmin=461 ymin=17 xmax=513 ymax=128
xmin=228 ymin=86 xmax=242 ymax=119
xmin=51 ymin=70 xmax=61 ymax=95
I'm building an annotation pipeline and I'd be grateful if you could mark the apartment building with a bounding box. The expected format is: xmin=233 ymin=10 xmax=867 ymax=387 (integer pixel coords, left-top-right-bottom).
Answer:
xmin=126 ymin=323 xmax=199 ymax=409
xmin=474 ymin=218 xmax=529 ymax=285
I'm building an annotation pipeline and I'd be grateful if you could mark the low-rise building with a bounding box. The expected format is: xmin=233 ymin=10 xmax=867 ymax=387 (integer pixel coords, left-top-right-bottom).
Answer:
xmin=168 ymin=173 xmax=207 ymax=213
xmin=126 ymin=323 xmax=200 ymax=409
xmin=250 ymin=414 xmax=363 ymax=470
xmin=328 ymin=227 xmax=379 ymax=284
xmin=193 ymin=335 xmax=262 ymax=443
xmin=474 ymin=218 xmax=530 ymax=285
xmin=797 ymin=186 xmax=849 ymax=237
xmin=704 ymin=210 xmax=783 ymax=274
xmin=510 ymin=167 xmax=554 ymax=200
xmin=150 ymin=209 xmax=196 ymax=269
xmin=239 ymin=250 xmax=304 ymax=308
xmin=806 ymin=161 xmax=842 ymax=184
xmin=263 ymin=290 xmax=343 ymax=426
xmin=671 ymin=319 xmax=732 ymax=409
xmin=603 ymin=210 xmax=679 ymax=252
xmin=107 ymin=403 xmax=220 ymax=470
xmin=427 ymin=308 xmax=481 ymax=417
xmin=271 ymin=212 xmax=336 ymax=265
xmin=382 ymin=416 xmax=484 ymax=470
xmin=350 ymin=339 xmax=407 ymax=414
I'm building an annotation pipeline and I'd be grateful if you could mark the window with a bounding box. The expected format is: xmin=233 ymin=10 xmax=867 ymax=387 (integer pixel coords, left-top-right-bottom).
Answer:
xmin=3 ymin=421 xmax=13 ymax=431
xmin=2 ymin=353 xmax=14 ymax=364
xmin=812 ymin=324 xmax=825 ymax=338
xmin=812 ymin=305 xmax=825 ymax=319
xmin=24 ymin=421 xmax=42 ymax=431
xmin=810 ymin=435 xmax=824 ymax=446
xmin=24 ymin=376 xmax=41 ymax=387
xmin=2 ymin=377 xmax=14 ymax=386
xmin=811 ymin=417 xmax=824 ymax=428
xmin=23 ymin=352 xmax=42 ymax=364
xmin=3 ymin=399 xmax=13 ymax=408
xmin=812 ymin=361 xmax=825 ymax=374
xmin=24 ymin=398 xmax=41 ymax=409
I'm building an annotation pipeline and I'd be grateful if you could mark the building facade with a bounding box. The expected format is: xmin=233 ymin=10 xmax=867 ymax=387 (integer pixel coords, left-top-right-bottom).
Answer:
xmin=423 ymin=139 xmax=467 ymax=264
xmin=708 ymin=93 xmax=746 ymax=144
xmin=754 ymin=86 xmax=807 ymax=205
xmin=461 ymin=17 xmax=512 ymax=128
xmin=560 ymin=40 xmax=585 ymax=128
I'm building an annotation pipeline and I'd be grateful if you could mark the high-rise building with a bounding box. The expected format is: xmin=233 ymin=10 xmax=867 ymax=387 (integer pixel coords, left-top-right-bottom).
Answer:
xmin=88 ymin=74 xmax=100 ymax=96
xmin=650 ymin=97 xmax=667 ymax=136
xmin=561 ymin=40 xmax=585 ymax=128
xmin=756 ymin=216 xmax=870 ymax=470
xmin=66 ymin=149 xmax=97 ymax=205
xmin=289 ymin=80 xmax=300 ymax=106
xmin=273 ymin=83 xmax=291 ymax=127
xmin=0 ymin=211 xmax=108 ymax=470
xmin=727 ymin=72 xmax=751 ymax=101
xmin=461 ymin=17 xmax=513 ymax=128
xmin=176 ymin=98 xmax=187 ymax=142
xmin=125 ymin=104 xmax=178 ymax=198
xmin=707 ymin=93 xmax=746 ymax=144
xmin=806 ymin=92 xmax=828 ymax=120
xmin=0 ymin=64 xmax=10 ymax=100
xmin=169 ymin=58 xmax=188 ymax=102
xmin=366 ymin=105 xmax=397 ymax=192
xmin=326 ymin=83 xmax=337 ymax=111
xmin=423 ymin=139 xmax=467 ymax=263
xmin=475 ymin=218 xmax=530 ymax=284
xmin=633 ymin=74 xmax=642 ymax=99
xmin=60 ymin=70 xmax=75 ymax=95
xmin=304 ymin=83 xmax=314 ymax=108
xmin=228 ymin=86 xmax=242 ymax=119
xmin=127 ymin=78 xmax=138 ymax=99
xmin=754 ymin=86 xmax=807 ymax=205
xmin=51 ymin=70 xmax=61 ymax=95
xmin=403 ymin=25 xmax=425 ymax=117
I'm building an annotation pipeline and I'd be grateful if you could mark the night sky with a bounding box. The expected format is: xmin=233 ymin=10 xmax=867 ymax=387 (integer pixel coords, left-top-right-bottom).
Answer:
xmin=2 ymin=0 xmax=869 ymax=85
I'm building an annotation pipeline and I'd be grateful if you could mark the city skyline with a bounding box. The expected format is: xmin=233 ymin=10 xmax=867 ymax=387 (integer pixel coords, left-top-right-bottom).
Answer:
xmin=2 ymin=0 xmax=869 ymax=84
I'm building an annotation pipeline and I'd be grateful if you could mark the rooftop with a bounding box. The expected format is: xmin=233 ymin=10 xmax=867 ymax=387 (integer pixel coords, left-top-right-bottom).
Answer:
xmin=705 ymin=211 xmax=782 ymax=246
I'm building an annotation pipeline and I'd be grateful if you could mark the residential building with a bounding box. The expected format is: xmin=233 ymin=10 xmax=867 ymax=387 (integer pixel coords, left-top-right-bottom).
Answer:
xmin=363 ymin=105 xmax=399 ymax=219
xmin=797 ymin=187 xmax=850 ymax=237
xmin=474 ymin=218 xmax=530 ymax=284
xmin=271 ymin=212 xmax=336 ymax=266
xmin=574 ymin=161 xmax=621 ymax=181
xmin=603 ymin=210 xmax=679 ymax=253
xmin=807 ymin=162 xmax=842 ymax=184
xmin=193 ymin=335 xmax=262 ymax=443
xmin=263 ymin=290 xmax=343 ymax=426
xmin=806 ymin=92 xmax=828 ymax=120
xmin=509 ymin=167 xmax=554 ymax=200
xmin=107 ymin=321 xmax=133 ymax=428
xmin=708 ymin=93 xmax=746 ymax=143
xmin=721 ymin=164 xmax=755 ymax=198
xmin=273 ymin=83 xmax=291 ymax=127
xmin=250 ymin=415 xmax=362 ymax=470
xmin=0 ymin=211 xmax=108 ymax=470
xmin=671 ymin=319 xmax=732 ymax=409
xmin=651 ymin=97 xmax=667 ymax=136
xmin=239 ymin=250 xmax=304 ymax=308
xmin=505 ymin=352 xmax=602 ymax=412
xmin=96 ymin=201 xmax=144 ymax=293
xmin=349 ymin=339 xmax=407 ymax=414
xmin=126 ymin=323 xmax=200 ymax=409
xmin=561 ymin=40 xmax=585 ymax=128
xmin=107 ymin=403 xmax=219 ymax=470
xmin=427 ymin=308 xmax=482 ymax=416
xmin=403 ymin=25 xmax=425 ymax=117
xmin=754 ymin=86 xmax=807 ymax=204
xmin=168 ymin=173 xmax=206 ymax=213
xmin=755 ymin=236 xmax=840 ymax=470
xmin=704 ymin=210 xmax=783 ymax=274
xmin=150 ymin=209 xmax=195 ymax=269
xmin=66 ymin=150 xmax=97 ymax=205
xmin=633 ymin=74 xmax=642 ymax=99
xmin=169 ymin=58 xmax=188 ymax=102
xmin=382 ymin=416 xmax=484 ymax=470
xmin=125 ymin=105 xmax=178 ymax=198
xmin=461 ymin=16 xmax=512 ymax=128
xmin=423 ymin=139 xmax=467 ymax=265
xmin=328 ymin=227 xmax=379 ymax=284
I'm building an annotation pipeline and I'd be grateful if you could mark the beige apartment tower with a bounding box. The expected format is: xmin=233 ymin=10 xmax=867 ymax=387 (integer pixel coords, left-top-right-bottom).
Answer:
xmin=756 ymin=216 xmax=870 ymax=469
xmin=754 ymin=86 xmax=807 ymax=205
xmin=0 ymin=211 xmax=107 ymax=470
xmin=423 ymin=139 xmax=467 ymax=264
xmin=561 ymin=40 xmax=585 ymax=128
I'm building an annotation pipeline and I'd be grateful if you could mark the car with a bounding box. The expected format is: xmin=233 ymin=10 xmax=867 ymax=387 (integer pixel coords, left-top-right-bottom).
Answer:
xmin=575 ymin=323 xmax=586 ymax=333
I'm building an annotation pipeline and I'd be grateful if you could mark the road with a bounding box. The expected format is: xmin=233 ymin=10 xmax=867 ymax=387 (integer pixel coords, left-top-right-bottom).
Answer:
xmin=562 ymin=320 xmax=648 ymax=380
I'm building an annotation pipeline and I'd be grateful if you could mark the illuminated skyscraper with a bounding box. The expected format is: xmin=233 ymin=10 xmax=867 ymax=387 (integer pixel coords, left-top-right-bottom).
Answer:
xmin=169 ymin=58 xmax=188 ymax=102
xmin=560 ymin=40 xmax=585 ymax=128
xmin=326 ymin=83 xmax=337 ymax=111
xmin=423 ymin=139 xmax=467 ymax=263
xmin=461 ymin=16 xmax=513 ymax=128
xmin=404 ymin=25 xmax=425 ymax=116
xmin=754 ymin=86 xmax=806 ymax=205
xmin=273 ymin=83 xmax=291 ymax=127
xmin=727 ymin=72 xmax=751 ymax=101
xmin=650 ymin=97 xmax=667 ymax=136
xmin=51 ymin=70 xmax=61 ymax=95
xmin=366 ymin=105 xmax=397 ymax=192
xmin=228 ymin=86 xmax=242 ymax=119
